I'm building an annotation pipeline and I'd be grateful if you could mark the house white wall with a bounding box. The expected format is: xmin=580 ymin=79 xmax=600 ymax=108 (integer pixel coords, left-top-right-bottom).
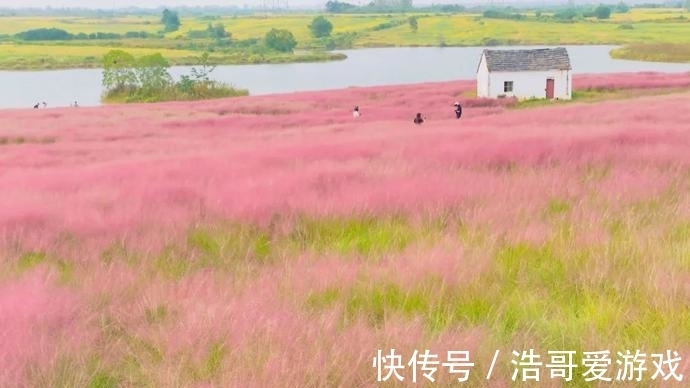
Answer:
xmin=476 ymin=55 xmax=490 ymax=98
xmin=476 ymin=57 xmax=572 ymax=100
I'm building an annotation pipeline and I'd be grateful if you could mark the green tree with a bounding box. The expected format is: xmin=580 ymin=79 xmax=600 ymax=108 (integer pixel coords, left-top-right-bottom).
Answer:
xmin=212 ymin=23 xmax=229 ymax=39
xmin=135 ymin=53 xmax=173 ymax=93
xmin=408 ymin=16 xmax=418 ymax=32
xmin=102 ymin=49 xmax=137 ymax=92
xmin=595 ymin=5 xmax=611 ymax=19
xmin=264 ymin=28 xmax=297 ymax=52
xmin=325 ymin=1 xmax=356 ymax=12
xmin=309 ymin=16 xmax=333 ymax=38
xmin=368 ymin=0 xmax=412 ymax=10
xmin=615 ymin=1 xmax=629 ymax=12
xmin=190 ymin=52 xmax=217 ymax=82
xmin=161 ymin=8 xmax=181 ymax=32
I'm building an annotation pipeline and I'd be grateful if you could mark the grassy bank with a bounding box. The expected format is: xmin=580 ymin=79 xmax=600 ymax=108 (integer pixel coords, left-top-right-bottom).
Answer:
xmin=611 ymin=43 xmax=690 ymax=63
xmin=101 ymin=83 xmax=249 ymax=104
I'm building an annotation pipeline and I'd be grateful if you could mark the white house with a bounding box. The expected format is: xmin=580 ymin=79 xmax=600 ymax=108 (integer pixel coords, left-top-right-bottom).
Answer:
xmin=476 ymin=47 xmax=572 ymax=100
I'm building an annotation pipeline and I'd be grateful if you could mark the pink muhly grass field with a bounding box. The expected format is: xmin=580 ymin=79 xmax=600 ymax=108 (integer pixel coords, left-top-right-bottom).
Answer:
xmin=1 ymin=72 xmax=690 ymax=387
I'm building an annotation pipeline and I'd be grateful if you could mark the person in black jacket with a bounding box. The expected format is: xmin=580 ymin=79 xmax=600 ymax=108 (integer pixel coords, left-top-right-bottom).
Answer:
xmin=454 ymin=101 xmax=462 ymax=119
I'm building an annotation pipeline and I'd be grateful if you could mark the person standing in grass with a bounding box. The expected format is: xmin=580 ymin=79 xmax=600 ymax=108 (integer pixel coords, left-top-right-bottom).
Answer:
xmin=454 ymin=101 xmax=463 ymax=119
xmin=352 ymin=105 xmax=360 ymax=118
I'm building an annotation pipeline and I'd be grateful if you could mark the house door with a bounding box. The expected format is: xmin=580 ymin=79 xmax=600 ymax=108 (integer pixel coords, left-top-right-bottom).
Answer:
xmin=545 ymin=78 xmax=555 ymax=99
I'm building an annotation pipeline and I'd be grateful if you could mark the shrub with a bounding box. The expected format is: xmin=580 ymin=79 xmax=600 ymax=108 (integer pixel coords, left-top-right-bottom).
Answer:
xmin=15 ymin=28 xmax=72 ymax=41
xmin=309 ymin=16 xmax=333 ymax=38
xmin=264 ymin=29 xmax=297 ymax=53
xmin=595 ymin=5 xmax=611 ymax=19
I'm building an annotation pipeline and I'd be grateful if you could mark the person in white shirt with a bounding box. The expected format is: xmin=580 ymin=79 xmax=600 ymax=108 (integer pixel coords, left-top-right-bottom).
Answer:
xmin=352 ymin=105 xmax=360 ymax=118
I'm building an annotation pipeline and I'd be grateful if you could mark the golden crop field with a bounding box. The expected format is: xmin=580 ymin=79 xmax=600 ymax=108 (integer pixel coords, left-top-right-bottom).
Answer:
xmin=170 ymin=14 xmax=407 ymax=41
xmin=0 ymin=42 xmax=201 ymax=70
xmin=0 ymin=43 xmax=198 ymax=59
xmin=1 ymin=10 xmax=689 ymax=45
xmin=0 ymin=8 xmax=689 ymax=69
xmin=609 ymin=7 xmax=689 ymax=21
xmin=356 ymin=14 xmax=690 ymax=46
xmin=0 ymin=16 xmax=160 ymax=35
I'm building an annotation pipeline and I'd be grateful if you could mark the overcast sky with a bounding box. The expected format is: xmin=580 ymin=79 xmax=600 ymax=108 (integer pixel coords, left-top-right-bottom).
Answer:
xmin=0 ymin=0 xmax=457 ymax=9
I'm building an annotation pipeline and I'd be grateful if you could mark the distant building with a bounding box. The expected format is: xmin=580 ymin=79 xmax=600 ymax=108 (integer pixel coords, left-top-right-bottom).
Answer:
xmin=476 ymin=47 xmax=572 ymax=100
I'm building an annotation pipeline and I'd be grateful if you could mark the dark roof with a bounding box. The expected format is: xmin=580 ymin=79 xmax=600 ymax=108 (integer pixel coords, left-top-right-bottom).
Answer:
xmin=481 ymin=47 xmax=571 ymax=72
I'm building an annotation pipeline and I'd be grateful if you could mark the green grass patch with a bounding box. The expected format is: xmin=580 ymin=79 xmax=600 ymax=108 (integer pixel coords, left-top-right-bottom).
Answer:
xmin=669 ymin=221 xmax=690 ymax=242
xmin=344 ymin=282 xmax=431 ymax=327
xmin=150 ymin=215 xmax=426 ymax=279
xmin=183 ymin=341 xmax=227 ymax=383
xmin=102 ymin=81 xmax=250 ymax=104
xmin=305 ymin=287 xmax=341 ymax=311
xmin=545 ymin=198 xmax=571 ymax=217
xmin=87 ymin=372 xmax=119 ymax=388
xmin=306 ymin=230 xmax=689 ymax=364
xmin=17 ymin=251 xmax=47 ymax=270
xmin=54 ymin=259 xmax=74 ymax=283
xmin=288 ymin=215 xmax=415 ymax=257
xmin=16 ymin=251 xmax=74 ymax=284
xmin=153 ymin=245 xmax=193 ymax=280
xmin=144 ymin=304 xmax=169 ymax=325
xmin=611 ymin=42 xmax=690 ymax=63
xmin=202 ymin=342 xmax=226 ymax=380
xmin=186 ymin=224 xmax=275 ymax=267
xmin=28 ymin=356 xmax=119 ymax=388
xmin=100 ymin=240 xmax=140 ymax=266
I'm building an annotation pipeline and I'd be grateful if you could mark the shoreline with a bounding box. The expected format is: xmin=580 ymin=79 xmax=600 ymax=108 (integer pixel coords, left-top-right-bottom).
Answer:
xmin=2 ymin=71 xmax=690 ymax=113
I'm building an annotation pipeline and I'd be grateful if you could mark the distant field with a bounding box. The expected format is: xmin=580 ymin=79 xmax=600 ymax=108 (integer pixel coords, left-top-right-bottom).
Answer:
xmin=0 ymin=42 xmax=202 ymax=70
xmin=2 ymin=72 xmax=690 ymax=386
xmin=611 ymin=42 xmax=690 ymax=63
xmin=0 ymin=15 xmax=160 ymax=35
xmin=608 ymin=7 xmax=689 ymax=21
xmin=358 ymin=14 xmax=690 ymax=47
xmin=0 ymin=8 xmax=689 ymax=69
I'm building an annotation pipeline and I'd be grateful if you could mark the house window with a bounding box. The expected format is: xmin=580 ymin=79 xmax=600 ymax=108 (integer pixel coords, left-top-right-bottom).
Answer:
xmin=504 ymin=81 xmax=514 ymax=93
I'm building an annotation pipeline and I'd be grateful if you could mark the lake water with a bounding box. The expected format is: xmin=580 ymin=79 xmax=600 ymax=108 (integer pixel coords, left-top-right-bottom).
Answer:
xmin=1 ymin=45 xmax=690 ymax=109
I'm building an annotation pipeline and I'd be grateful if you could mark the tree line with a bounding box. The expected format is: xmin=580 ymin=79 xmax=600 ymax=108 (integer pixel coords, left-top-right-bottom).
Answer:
xmin=325 ymin=0 xmax=465 ymax=13
xmin=479 ymin=2 xmax=627 ymax=21
xmin=14 ymin=27 xmax=159 ymax=41
xmin=15 ymin=8 xmax=180 ymax=41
